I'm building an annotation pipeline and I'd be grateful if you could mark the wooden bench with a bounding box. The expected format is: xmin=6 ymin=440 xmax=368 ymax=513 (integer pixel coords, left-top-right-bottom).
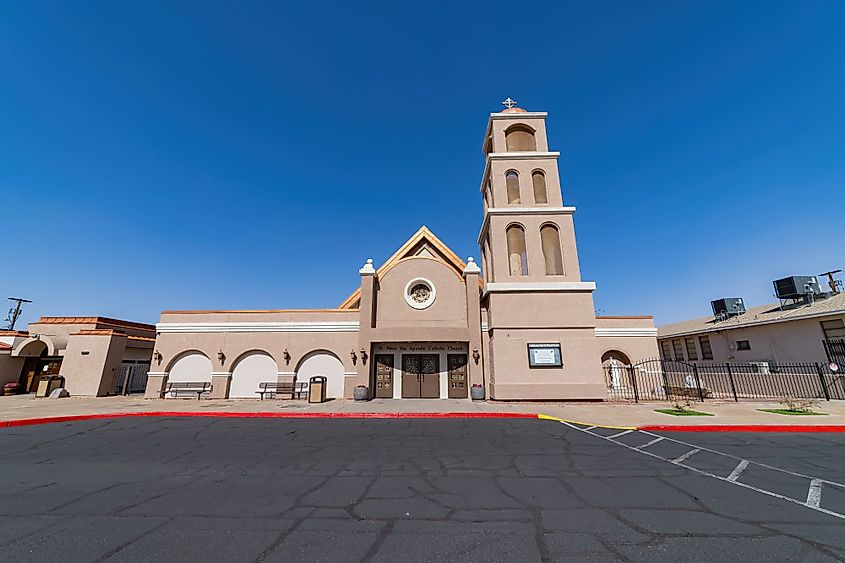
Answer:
xmin=294 ymin=381 xmax=309 ymax=400
xmin=164 ymin=381 xmax=211 ymax=399
xmin=255 ymin=381 xmax=309 ymax=400
xmin=256 ymin=381 xmax=294 ymax=400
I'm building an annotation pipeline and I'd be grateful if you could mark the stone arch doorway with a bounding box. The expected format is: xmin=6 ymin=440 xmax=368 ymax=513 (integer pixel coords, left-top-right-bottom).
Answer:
xmin=296 ymin=351 xmax=345 ymax=399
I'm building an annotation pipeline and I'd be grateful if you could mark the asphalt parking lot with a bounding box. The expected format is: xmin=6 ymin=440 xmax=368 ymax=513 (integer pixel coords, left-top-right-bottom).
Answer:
xmin=2 ymin=418 xmax=845 ymax=562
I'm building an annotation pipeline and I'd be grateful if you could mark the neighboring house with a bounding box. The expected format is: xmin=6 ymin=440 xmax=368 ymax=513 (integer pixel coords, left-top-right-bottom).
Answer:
xmin=146 ymin=102 xmax=659 ymax=402
xmin=658 ymin=292 xmax=845 ymax=365
xmin=0 ymin=317 xmax=155 ymax=396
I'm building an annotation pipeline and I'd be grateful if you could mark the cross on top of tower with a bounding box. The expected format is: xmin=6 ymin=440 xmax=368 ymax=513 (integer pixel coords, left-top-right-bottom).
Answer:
xmin=501 ymin=97 xmax=517 ymax=109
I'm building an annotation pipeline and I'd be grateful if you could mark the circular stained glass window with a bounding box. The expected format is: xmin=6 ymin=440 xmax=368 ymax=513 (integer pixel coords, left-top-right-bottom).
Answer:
xmin=404 ymin=278 xmax=436 ymax=309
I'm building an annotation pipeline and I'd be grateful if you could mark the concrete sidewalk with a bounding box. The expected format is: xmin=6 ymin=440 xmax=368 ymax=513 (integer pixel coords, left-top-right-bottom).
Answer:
xmin=2 ymin=394 xmax=845 ymax=427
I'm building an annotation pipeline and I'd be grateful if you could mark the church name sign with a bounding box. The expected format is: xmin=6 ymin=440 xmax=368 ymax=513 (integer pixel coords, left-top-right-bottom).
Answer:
xmin=374 ymin=343 xmax=467 ymax=353
xmin=527 ymin=343 xmax=562 ymax=367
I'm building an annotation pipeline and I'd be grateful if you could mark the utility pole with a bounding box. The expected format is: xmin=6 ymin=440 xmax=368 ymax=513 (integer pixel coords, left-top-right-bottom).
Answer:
xmin=5 ymin=297 xmax=32 ymax=330
xmin=818 ymin=270 xmax=843 ymax=294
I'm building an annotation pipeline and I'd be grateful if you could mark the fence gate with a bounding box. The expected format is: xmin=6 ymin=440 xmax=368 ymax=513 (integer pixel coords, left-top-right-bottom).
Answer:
xmin=115 ymin=361 xmax=151 ymax=395
xmin=604 ymin=358 xmax=702 ymax=402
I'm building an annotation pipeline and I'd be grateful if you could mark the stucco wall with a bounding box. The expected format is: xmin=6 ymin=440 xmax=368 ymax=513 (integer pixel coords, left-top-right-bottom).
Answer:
xmin=374 ymin=257 xmax=467 ymax=328
xmin=61 ymin=333 xmax=128 ymax=397
xmin=659 ymin=316 xmax=839 ymax=364
xmin=0 ymin=355 xmax=25 ymax=386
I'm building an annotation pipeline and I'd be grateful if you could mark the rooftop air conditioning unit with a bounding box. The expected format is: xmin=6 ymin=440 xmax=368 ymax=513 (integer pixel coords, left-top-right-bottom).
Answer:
xmin=711 ymin=298 xmax=745 ymax=318
xmin=773 ymin=276 xmax=821 ymax=300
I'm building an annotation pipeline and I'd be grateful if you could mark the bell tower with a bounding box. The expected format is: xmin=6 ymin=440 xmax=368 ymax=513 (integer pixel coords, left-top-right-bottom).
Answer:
xmin=478 ymin=99 xmax=605 ymax=400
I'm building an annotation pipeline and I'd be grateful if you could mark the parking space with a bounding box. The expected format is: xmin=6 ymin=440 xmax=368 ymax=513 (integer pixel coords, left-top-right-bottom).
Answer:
xmin=2 ymin=418 xmax=845 ymax=562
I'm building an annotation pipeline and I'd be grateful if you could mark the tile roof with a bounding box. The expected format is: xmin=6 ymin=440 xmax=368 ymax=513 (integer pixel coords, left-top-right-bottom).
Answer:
xmin=32 ymin=316 xmax=155 ymax=333
xmin=0 ymin=330 xmax=29 ymax=337
xmin=70 ymin=329 xmax=126 ymax=337
xmin=658 ymin=292 xmax=845 ymax=339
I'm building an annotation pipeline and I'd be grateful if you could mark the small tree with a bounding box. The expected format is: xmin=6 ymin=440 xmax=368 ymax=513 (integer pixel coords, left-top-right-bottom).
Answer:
xmin=777 ymin=395 xmax=820 ymax=413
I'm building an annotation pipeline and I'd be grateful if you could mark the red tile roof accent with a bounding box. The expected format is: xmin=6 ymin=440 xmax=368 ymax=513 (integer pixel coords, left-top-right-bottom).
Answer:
xmin=34 ymin=316 xmax=154 ymax=331
xmin=70 ymin=329 xmax=127 ymax=337
xmin=0 ymin=330 xmax=29 ymax=337
xmin=127 ymin=335 xmax=156 ymax=342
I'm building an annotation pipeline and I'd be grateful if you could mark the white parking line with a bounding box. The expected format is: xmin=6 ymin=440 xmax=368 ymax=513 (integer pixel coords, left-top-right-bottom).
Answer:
xmin=607 ymin=430 xmax=633 ymax=440
xmin=672 ymin=448 xmax=700 ymax=464
xmin=727 ymin=459 xmax=749 ymax=482
xmin=583 ymin=426 xmax=596 ymax=431
xmin=807 ymin=479 xmax=823 ymax=508
xmin=637 ymin=436 xmax=664 ymax=450
xmin=560 ymin=421 xmax=845 ymax=521
xmin=728 ymin=459 xmax=748 ymax=482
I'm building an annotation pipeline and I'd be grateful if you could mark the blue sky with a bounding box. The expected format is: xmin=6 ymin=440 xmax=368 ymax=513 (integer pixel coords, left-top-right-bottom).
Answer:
xmin=2 ymin=1 xmax=843 ymax=327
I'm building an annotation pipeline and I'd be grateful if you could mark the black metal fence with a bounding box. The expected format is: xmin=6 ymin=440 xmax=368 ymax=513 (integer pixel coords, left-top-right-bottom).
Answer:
xmin=603 ymin=358 xmax=845 ymax=402
xmin=824 ymin=339 xmax=845 ymax=367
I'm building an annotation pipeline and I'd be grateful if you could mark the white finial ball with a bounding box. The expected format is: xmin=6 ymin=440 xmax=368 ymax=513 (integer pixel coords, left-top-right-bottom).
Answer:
xmin=366 ymin=259 xmax=373 ymax=264
xmin=467 ymin=257 xmax=475 ymax=263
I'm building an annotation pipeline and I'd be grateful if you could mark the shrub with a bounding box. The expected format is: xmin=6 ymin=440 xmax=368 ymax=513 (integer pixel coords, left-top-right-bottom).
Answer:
xmin=777 ymin=396 xmax=820 ymax=413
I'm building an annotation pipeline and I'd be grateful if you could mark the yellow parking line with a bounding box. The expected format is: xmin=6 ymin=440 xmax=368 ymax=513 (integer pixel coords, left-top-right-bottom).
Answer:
xmin=537 ymin=413 xmax=636 ymax=431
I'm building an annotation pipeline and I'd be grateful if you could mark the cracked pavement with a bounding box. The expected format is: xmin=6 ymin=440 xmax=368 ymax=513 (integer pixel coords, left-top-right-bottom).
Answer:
xmin=2 ymin=418 xmax=845 ymax=562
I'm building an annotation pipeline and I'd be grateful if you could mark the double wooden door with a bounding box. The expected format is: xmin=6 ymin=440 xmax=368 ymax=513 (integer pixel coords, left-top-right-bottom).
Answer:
xmin=401 ymin=354 xmax=440 ymax=398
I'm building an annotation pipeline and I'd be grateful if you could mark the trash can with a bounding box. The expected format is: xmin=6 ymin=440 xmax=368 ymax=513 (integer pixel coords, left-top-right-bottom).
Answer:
xmin=36 ymin=375 xmax=65 ymax=398
xmin=308 ymin=376 xmax=327 ymax=403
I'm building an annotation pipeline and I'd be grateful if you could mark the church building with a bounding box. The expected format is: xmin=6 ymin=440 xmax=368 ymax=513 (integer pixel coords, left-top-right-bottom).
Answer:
xmin=145 ymin=101 xmax=658 ymax=401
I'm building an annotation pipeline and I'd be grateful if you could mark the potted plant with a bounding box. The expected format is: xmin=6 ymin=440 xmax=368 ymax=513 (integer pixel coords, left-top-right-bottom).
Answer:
xmin=3 ymin=382 xmax=21 ymax=396
xmin=470 ymin=383 xmax=485 ymax=401
xmin=353 ymin=385 xmax=369 ymax=401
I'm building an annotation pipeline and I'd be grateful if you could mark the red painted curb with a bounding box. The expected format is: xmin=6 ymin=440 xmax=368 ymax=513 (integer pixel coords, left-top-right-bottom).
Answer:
xmin=639 ymin=425 xmax=845 ymax=433
xmin=0 ymin=411 xmax=538 ymax=428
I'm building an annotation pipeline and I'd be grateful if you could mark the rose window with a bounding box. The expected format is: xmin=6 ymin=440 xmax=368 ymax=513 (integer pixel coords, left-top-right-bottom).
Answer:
xmin=404 ymin=278 xmax=436 ymax=309
xmin=410 ymin=284 xmax=431 ymax=304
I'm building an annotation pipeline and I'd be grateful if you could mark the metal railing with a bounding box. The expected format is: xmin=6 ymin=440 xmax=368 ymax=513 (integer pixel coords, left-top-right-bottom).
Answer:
xmin=603 ymin=358 xmax=845 ymax=402
xmin=824 ymin=338 xmax=845 ymax=367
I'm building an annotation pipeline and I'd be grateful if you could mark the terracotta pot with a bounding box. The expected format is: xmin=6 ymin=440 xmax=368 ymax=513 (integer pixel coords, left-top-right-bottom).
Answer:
xmin=3 ymin=388 xmax=19 ymax=396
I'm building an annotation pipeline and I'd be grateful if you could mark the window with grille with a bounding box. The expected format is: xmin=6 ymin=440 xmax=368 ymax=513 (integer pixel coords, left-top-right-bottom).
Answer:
xmin=660 ymin=341 xmax=672 ymax=360
xmin=684 ymin=338 xmax=698 ymax=361
xmin=698 ymin=336 xmax=714 ymax=360
xmin=672 ymin=339 xmax=685 ymax=361
xmin=736 ymin=340 xmax=751 ymax=351
xmin=821 ymin=319 xmax=845 ymax=340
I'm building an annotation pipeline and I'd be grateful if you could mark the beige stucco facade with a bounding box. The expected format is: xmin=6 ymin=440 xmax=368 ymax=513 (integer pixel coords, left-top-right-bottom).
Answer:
xmin=145 ymin=104 xmax=658 ymax=402
xmin=0 ymin=317 xmax=155 ymax=396
xmin=658 ymin=295 xmax=845 ymax=366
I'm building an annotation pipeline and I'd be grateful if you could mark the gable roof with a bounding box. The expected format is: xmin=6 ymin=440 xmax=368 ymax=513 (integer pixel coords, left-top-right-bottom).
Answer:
xmin=338 ymin=226 xmax=470 ymax=310
xmin=658 ymin=291 xmax=845 ymax=339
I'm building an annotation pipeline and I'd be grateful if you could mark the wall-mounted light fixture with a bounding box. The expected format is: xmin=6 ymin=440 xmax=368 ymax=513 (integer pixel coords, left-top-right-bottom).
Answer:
xmin=472 ymin=348 xmax=480 ymax=364
xmin=217 ymin=350 xmax=226 ymax=365
xmin=153 ymin=350 xmax=163 ymax=366
xmin=350 ymin=350 xmax=358 ymax=365
xmin=360 ymin=349 xmax=368 ymax=365
xmin=283 ymin=348 xmax=291 ymax=365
